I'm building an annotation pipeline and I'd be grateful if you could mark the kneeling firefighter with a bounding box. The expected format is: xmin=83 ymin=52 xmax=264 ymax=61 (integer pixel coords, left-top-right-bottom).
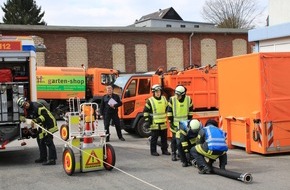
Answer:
xmin=190 ymin=119 xmax=228 ymax=174
xmin=176 ymin=119 xmax=201 ymax=167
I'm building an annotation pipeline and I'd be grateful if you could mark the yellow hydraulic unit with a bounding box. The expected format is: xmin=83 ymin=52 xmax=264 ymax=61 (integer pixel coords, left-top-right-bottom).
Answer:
xmin=61 ymin=99 xmax=115 ymax=175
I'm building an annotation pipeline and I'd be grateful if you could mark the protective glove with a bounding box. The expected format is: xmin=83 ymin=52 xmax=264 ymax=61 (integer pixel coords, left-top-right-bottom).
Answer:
xmin=19 ymin=116 xmax=26 ymax=122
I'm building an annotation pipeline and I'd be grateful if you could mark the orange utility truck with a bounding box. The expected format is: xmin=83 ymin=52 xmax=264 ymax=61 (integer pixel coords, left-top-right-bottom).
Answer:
xmin=0 ymin=36 xmax=39 ymax=149
xmin=218 ymin=52 xmax=290 ymax=154
xmin=36 ymin=67 xmax=118 ymax=119
xmin=113 ymin=66 xmax=219 ymax=137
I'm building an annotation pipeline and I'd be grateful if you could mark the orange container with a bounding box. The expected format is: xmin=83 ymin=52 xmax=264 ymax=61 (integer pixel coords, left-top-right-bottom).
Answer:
xmin=218 ymin=52 xmax=290 ymax=154
xmin=163 ymin=67 xmax=218 ymax=110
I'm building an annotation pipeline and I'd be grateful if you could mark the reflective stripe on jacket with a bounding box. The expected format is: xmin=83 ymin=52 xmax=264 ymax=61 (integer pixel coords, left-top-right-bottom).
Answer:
xmin=35 ymin=104 xmax=58 ymax=139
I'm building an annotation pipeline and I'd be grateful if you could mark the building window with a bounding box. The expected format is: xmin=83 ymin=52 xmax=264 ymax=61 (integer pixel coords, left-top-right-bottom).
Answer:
xmin=180 ymin=25 xmax=186 ymax=28
xmin=166 ymin=38 xmax=183 ymax=70
xmin=66 ymin=37 xmax=88 ymax=68
xmin=194 ymin=25 xmax=199 ymax=28
xmin=166 ymin=24 xmax=172 ymax=28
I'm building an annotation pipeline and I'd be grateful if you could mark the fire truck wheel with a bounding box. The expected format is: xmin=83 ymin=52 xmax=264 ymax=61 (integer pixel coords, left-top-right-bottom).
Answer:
xmin=136 ymin=117 xmax=151 ymax=138
xmin=60 ymin=124 xmax=69 ymax=141
xmin=103 ymin=144 xmax=116 ymax=171
xmin=63 ymin=147 xmax=75 ymax=176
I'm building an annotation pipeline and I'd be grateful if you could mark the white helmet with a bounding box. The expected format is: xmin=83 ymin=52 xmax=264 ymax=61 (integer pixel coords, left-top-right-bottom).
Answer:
xmin=175 ymin=85 xmax=186 ymax=96
xmin=151 ymin=84 xmax=162 ymax=92
xmin=17 ymin=97 xmax=26 ymax=108
xmin=189 ymin=119 xmax=200 ymax=132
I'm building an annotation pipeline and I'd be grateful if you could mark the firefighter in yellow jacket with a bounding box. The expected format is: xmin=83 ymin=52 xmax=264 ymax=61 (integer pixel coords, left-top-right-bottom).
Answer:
xmin=167 ymin=85 xmax=194 ymax=161
xmin=143 ymin=84 xmax=170 ymax=156
xmin=17 ymin=97 xmax=58 ymax=165
xmin=177 ymin=119 xmax=201 ymax=167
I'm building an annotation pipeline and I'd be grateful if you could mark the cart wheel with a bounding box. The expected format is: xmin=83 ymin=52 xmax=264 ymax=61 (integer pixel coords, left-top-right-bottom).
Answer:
xmin=103 ymin=144 xmax=116 ymax=170
xmin=60 ymin=124 xmax=69 ymax=141
xmin=63 ymin=147 xmax=75 ymax=176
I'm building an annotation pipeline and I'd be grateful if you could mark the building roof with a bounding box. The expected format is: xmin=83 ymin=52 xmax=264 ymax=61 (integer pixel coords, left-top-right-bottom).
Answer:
xmin=136 ymin=7 xmax=183 ymax=23
xmin=249 ymin=22 xmax=290 ymax=42
xmin=0 ymin=24 xmax=248 ymax=34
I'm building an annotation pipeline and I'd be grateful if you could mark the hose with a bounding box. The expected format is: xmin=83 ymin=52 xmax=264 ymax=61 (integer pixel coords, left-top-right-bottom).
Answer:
xmin=211 ymin=166 xmax=253 ymax=183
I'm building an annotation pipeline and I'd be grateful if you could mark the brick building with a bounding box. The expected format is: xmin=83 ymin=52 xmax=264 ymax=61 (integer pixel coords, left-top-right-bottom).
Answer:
xmin=0 ymin=24 xmax=250 ymax=73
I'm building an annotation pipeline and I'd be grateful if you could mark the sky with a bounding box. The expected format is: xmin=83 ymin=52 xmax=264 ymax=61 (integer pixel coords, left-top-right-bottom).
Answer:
xmin=0 ymin=0 xmax=268 ymax=27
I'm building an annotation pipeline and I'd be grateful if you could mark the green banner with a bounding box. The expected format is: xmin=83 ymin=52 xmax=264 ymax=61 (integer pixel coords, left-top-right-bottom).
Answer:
xmin=37 ymin=75 xmax=86 ymax=91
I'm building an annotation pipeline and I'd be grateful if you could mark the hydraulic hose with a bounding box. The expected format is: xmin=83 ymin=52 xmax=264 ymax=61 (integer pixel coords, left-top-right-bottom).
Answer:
xmin=211 ymin=166 xmax=253 ymax=183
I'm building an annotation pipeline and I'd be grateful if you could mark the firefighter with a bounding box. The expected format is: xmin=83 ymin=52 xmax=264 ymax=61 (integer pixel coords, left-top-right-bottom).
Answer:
xmin=177 ymin=119 xmax=201 ymax=167
xmin=17 ymin=97 xmax=58 ymax=165
xmin=143 ymin=84 xmax=170 ymax=156
xmin=190 ymin=119 xmax=228 ymax=174
xmin=167 ymin=85 xmax=194 ymax=161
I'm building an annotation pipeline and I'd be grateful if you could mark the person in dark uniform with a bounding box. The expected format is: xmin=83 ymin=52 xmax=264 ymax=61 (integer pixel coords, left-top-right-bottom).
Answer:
xmin=100 ymin=85 xmax=125 ymax=142
xmin=17 ymin=97 xmax=58 ymax=165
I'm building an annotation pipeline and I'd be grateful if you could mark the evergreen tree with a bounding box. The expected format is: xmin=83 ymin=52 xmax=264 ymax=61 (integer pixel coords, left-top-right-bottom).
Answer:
xmin=1 ymin=0 xmax=46 ymax=25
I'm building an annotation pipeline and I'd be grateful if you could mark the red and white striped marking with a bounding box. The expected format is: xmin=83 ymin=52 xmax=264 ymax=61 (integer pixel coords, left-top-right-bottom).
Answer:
xmin=267 ymin=122 xmax=274 ymax=148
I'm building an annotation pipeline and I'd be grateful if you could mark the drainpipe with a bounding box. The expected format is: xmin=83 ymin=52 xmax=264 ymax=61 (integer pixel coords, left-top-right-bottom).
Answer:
xmin=189 ymin=32 xmax=194 ymax=66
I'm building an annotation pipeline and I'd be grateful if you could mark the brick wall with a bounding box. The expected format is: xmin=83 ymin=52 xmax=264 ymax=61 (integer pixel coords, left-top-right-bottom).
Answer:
xmin=1 ymin=30 xmax=251 ymax=73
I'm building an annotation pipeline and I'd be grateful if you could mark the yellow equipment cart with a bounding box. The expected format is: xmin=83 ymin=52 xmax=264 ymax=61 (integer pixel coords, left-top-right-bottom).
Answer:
xmin=61 ymin=101 xmax=115 ymax=175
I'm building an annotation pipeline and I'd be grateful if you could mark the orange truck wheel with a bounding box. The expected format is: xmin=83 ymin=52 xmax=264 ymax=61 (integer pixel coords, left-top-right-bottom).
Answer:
xmin=60 ymin=124 xmax=69 ymax=141
xmin=103 ymin=144 xmax=116 ymax=170
xmin=63 ymin=147 xmax=75 ymax=175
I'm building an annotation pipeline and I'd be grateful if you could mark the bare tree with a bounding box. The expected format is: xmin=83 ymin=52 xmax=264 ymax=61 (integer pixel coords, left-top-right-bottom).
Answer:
xmin=201 ymin=0 xmax=265 ymax=29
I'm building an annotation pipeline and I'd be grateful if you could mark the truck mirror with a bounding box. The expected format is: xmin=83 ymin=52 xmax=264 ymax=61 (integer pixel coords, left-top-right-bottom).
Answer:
xmin=124 ymin=89 xmax=130 ymax=98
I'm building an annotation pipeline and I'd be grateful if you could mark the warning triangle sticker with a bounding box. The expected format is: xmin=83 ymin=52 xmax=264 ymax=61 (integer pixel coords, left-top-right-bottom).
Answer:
xmin=86 ymin=150 xmax=101 ymax=166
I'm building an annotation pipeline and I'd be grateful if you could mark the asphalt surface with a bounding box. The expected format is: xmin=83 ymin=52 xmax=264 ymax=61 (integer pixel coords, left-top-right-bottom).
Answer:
xmin=1 ymin=120 xmax=290 ymax=190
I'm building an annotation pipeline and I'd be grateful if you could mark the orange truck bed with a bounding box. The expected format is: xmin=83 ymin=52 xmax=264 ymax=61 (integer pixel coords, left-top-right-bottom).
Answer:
xmin=218 ymin=52 xmax=290 ymax=154
xmin=36 ymin=66 xmax=86 ymax=100
xmin=163 ymin=66 xmax=218 ymax=110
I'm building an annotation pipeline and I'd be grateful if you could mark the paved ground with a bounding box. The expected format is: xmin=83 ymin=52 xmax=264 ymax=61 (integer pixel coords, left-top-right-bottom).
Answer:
xmin=1 ymin=120 xmax=290 ymax=190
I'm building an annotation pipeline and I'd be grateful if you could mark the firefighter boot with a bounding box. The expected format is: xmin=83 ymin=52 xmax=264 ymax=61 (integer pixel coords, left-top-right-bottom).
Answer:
xmin=198 ymin=165 xmax=211 ymax=174
xmin=182 ymin=162 xmax=188 ymax=167
xmin=207 ymin=159 xmax=215 ymax=171
xmin=42 ymin=159 xmax=56 ymax=165
xmin=191 ymin=159 xmax=197 ymax=168
xmin=220 ymin=164 xmax=226 ymax=170
xmin=162 ymin=150 xmax=171 ymax=155
xmin=35 ymin=158 xmax=47 ymax=163
xmin=151 ymin=152 xmax=160 ymax=156
xmin=171 ymin=152 xmax=177 ymax=161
